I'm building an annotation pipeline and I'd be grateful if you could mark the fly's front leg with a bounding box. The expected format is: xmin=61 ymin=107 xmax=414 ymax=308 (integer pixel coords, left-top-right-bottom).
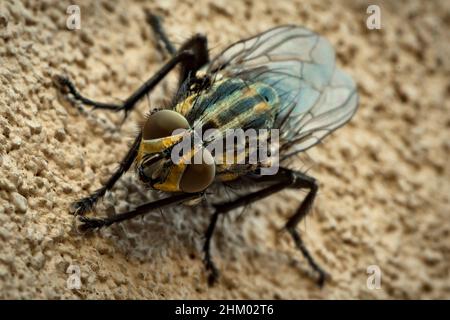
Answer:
xmin=76 ymin=192 xmax=202 ymax=231
xmin=71 ymin=132 xmax=142 ymax=216
xmin=176 ymin=34 xmax=209 ymax=86
xmin=65 ymin=18 xmax=209 ymax=217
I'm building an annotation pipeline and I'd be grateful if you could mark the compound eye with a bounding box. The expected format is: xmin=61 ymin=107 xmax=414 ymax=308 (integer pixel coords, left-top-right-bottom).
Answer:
xmin=143 ymin=110 xmax=190 ymax=140
xmin=180 ymin=149 xmax=215 ymax=193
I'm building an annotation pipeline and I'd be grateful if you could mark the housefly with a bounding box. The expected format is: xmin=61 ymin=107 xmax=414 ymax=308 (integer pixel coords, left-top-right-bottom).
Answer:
xmin=54 ymin=11 xmax=358 ymax=286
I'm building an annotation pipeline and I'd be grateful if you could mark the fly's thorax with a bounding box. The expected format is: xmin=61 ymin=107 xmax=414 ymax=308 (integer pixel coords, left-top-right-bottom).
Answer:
xmin=176 ymin=77 xmax=280 ymax=132
xmin=136 ymin=110 xmax=216 ymax=193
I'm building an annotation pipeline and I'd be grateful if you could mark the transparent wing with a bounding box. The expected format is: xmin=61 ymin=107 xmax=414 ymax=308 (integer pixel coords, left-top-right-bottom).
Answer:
xmin=207 ymin=25 xmax=358 ymax=158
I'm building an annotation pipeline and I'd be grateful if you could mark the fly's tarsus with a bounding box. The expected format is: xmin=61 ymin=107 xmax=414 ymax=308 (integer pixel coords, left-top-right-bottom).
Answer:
xmin=53 ymin=74 xmax=129 ymax=120
xmin=69 ymin=191 xmax=102 ymax=216
xmin=76 ymin=216 xmax=108 ymax=232
xmin=205 ymin=256 xmax=220 ymax=286
xmin=70 ymin=133 xmax=142 ymax=217
xmin=203 ymin=211 xmax=221 ymax=285
xmin=68 ymin=188 xmax=109 ymax=217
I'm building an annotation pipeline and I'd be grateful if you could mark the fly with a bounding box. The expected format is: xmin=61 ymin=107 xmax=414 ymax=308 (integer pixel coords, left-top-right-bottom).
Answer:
xmin=54 ymin=11 xmax=358 ymax=286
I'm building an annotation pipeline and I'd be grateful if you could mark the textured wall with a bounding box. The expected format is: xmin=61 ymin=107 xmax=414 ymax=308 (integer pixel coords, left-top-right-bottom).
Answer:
xmin=0 ymin=0 xmax=449 ymax=299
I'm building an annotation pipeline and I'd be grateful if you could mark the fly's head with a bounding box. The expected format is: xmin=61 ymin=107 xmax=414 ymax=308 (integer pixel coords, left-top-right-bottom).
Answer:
xmin=136 ymin=110 xmax=215 ymax=193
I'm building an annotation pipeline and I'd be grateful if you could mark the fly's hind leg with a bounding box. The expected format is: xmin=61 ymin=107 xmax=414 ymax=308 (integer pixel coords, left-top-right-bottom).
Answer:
xmin=204 ymin=168 xmax=327 ymax=286
xmin=145 ymin=11 xmax=177 ymax=56
xmin=145 ymin=10 xmax=209 ymax=88
xmin=65 ymin=51 xmax=195 ymax=216
xmin=204 ymin=170 xmax=292 ymax=285
xmin=284 ymin=173 xmax=328 ymax=287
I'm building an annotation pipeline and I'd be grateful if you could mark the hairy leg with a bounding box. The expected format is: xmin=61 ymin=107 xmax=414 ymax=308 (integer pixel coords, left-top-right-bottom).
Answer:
xmin=284 ymin=174 xmax=328 ymax=287
xmin=77 ymin=192 xmax=202 ymax=231
xmin=70 ymin=132 xmax=141 ymax=216
xmin=145 ymin=11 xmax=177 ymax=55
xmin=54 ymin=50 xmax=196 ymax=122
xmin=55 ymin=12 xmax=208 ymax=121
xmin=145 ymin=10 xmax=209 ymax=86
xmin=204 ymin=168 xmax=327 ymax=286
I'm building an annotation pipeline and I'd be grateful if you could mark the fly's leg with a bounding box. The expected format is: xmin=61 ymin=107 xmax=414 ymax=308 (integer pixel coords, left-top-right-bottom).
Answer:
xmin=54 ymin=50 xmax=196 ymax=122
xmin=284 ymin=174 xmax=328 ymax=287
xmin=71 ymin=132 xmax=142 ymax=216
xmin=203 ymin=211 xmax=220 ymax=285
xmin=176 ymin=35 xmax=209 ymax=86
xmin=55 ymin=12 xmax=208 ymax=121
xmin=204 ymin=170 xmax=292 ymax=285
xmin=204 ymin=168 xmax=327 ymax=286
xmin=76 ymin=192 xmax=202 ymax=231
xmin=145 ymin=11 xmax=177 ymax=55
xmin=145 ymin=10 xmax=209 ymax=86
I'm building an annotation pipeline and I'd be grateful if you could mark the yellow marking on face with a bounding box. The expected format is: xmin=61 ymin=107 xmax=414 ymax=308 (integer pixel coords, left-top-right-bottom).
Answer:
xmin=151 ymin=139 xmax=203 ymax=192
xmin=141 ymin=134 xmax=184 ymax=153
xmin=136 ymin=133 xmax=184 ymax=164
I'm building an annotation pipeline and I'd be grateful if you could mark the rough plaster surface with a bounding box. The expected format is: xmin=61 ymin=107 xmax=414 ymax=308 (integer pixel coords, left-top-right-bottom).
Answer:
xmin=0 ymin=0 xmax=449 ymax=299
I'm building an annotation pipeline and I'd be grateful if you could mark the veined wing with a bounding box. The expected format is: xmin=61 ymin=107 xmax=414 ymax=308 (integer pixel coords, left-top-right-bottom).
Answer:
xmin=206 ymin=25 xmax=358 ymax=159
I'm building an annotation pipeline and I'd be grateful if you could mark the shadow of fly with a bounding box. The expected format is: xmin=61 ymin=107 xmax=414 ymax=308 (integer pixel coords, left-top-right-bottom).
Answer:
xmin=54 ymin=11 xmax=358 ymax=286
